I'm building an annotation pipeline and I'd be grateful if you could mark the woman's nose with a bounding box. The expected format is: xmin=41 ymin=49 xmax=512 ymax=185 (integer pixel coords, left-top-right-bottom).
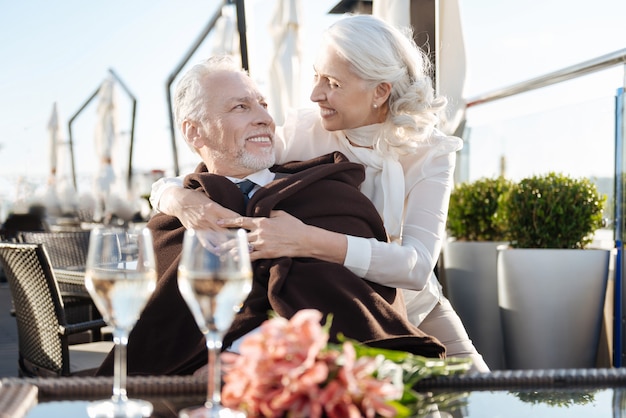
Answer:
xmin=310 ymin=83 xmax=323 ymax=102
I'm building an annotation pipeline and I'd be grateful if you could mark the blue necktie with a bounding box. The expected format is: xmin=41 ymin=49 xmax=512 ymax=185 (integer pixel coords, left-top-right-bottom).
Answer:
xmin=237 ymin=179 xmax=256 ymax=205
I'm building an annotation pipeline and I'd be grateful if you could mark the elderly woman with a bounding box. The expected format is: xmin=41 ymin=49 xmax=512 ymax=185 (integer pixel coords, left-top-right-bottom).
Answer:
xmin=151 ymin=14 xmax=489 ymax=372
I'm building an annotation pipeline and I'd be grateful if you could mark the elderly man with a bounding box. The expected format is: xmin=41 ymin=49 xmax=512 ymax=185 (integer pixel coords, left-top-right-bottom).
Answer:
xmin=97 ymin=56 xmax=444 ymax=376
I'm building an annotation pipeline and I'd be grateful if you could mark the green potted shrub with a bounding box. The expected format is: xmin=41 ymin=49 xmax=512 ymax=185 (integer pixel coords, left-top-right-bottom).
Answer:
xmin=495 ymin=172 xmax=605 ymax=248
xmin=447 ymin=176 xmax=513 ymax=242
xmin=512 ymin=390 xmax=597 ymax=408
xmin=444 ymin=176 xmax=513 ymax=370
xmin=495 ymin=172 xmax=610 ymax=369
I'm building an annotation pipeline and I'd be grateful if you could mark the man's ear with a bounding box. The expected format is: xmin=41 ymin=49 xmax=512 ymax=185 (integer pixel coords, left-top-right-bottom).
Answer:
xmin=182 ymin=120 xmax=203 ymax=148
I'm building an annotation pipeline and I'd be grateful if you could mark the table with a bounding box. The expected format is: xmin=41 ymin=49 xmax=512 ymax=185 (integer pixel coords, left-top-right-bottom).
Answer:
xmin=1 ymin=375 xmax=206 ymax=418
xmin=3 ymin=368 xmax=626 ymax=417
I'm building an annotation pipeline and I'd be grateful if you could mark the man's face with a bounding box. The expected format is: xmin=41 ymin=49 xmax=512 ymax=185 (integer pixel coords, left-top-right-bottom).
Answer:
xmin=193 ymin=70 xmax=276 ymax=177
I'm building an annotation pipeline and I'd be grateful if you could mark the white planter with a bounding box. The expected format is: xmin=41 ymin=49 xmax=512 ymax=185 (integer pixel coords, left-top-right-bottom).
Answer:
xmin=497 ymin=247 xmax=610 ymax=369
xmin=444 ymin=240 xmax=507 ymax=369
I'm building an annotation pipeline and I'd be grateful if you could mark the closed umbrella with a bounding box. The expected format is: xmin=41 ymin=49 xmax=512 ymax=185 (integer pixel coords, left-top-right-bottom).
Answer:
xmin=268 ymin=0 xmax=301 ymax=125
xmin=93 ymin=76 xmax=137 ymax=224
xmin=44 ymin=102 xmax=62 ymax=216
xmin=373 ymin=0 xmax=410 ymax=27
xmin=48 ymin=102 xmax=80 ymax=217
xmin=94 ymin=76 xmax=117 ymax=187
xmin=438 ymin=0 xmax=467 ymax=136
xmin=211 ymin=3 xmax=239 ymax=57
xmin=373 ymin=0 xmax=466 ymax=136
xmin=47 ymin=102 xmax=60 ymax=180
xmin=93 ymin=76 xmax=118 ymax=222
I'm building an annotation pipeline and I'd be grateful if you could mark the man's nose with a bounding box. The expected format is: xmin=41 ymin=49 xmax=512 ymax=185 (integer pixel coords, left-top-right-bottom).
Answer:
xmin=254 ymin=105 xmax=273 ymax=125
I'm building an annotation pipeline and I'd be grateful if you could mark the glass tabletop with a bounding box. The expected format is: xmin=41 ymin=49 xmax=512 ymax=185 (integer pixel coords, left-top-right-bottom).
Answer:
xmin=27 ymin=397 xmax=206 ymax=418
xmin=5 ymin=368 xmax=626 ymax=418
xmin=24 ymin=389 xmax=621 ymax=417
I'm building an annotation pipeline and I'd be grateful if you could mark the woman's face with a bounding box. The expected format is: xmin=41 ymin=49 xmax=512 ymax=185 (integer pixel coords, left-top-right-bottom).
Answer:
xmin=310 ymin=44 xmax=385 ymax=131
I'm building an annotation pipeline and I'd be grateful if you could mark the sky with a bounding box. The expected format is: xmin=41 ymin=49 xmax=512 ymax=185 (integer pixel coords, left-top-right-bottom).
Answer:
xmin=1 ymin=0 xmax=625 ymax=204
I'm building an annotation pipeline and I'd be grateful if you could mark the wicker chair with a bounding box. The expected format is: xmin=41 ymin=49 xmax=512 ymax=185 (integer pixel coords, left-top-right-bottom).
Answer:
xmin=0 ymin=209 xmax=48 ymax=242
xmin=16 ymin=230 xmax=90 ymax=270
xmin=15 ymin=230 xmax=98 ymax=326
xmin=0 ymin=242 xmax=113 ymax=377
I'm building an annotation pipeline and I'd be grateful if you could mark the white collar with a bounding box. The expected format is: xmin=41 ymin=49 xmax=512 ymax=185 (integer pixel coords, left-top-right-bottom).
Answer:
xmin=343 ymin=123 xmax=383 ymax=149
xmin=227 ymin=169 xmax=275 ymax=187
xmin=342 ymin=124 xmax=404 ymax=240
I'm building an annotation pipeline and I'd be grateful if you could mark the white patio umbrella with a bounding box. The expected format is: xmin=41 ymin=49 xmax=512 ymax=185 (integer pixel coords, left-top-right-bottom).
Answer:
xmin=94 ymin=76 xmax=117 ymax=188
xmin=43 ymin=102 xmax=62 ymax=216
xmin=211 ymin=3 xmax=240 ymax=57
xmin=267 ymin=0 xmax=301 ymax=125
xmin=374 ymin=0 xmax=466 ymax=136
xmin=437 ymin=0 xmax=467 ymax=136
xmin=47 ymin=102 xmax=60 ymax=180
xmin=93 ymin=76 xmax=118 ymax=222
xmin=373 ymin=0 xmax=410 ymax=27
xmin=42 ymin=103 xmax=78 ymax=217
xmin=93 ymin=76 xmax=136 ymax=223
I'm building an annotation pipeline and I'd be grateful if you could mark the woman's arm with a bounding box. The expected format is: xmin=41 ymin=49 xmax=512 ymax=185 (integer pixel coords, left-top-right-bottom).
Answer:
xmin=221 ymin=210 xmax=348 ymax=263
xmin=219 ymin=151 xmax=456 ymax=292
xmin=352 ymin=151 xmax=456 ymax=290
xmin=150 ymin=175 xmax=239 ymax=231
xmin=149 ymin=175 xmax=185 ymax=211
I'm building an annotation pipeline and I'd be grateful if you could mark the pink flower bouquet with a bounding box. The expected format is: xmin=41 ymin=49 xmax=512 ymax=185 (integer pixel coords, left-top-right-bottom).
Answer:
xmin=221 ymin=309 xmax=471 ymax=417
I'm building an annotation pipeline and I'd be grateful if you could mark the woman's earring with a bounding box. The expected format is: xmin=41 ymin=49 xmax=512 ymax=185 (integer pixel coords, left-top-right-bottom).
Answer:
xmin=373 ymin=103 xmax=378 ymax=109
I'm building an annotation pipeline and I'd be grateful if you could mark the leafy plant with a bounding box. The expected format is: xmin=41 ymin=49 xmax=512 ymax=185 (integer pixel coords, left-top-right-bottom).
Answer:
xmin=495 ymin=172 xmax=605 ymax=249
xmin=447 ymin=177 xmax=513 ymax=241
xmin=513 ymin=390 xmax=597 ymax=408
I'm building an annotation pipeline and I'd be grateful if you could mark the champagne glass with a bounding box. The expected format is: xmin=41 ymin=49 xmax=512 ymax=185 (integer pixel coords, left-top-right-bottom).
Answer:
xmin=177 ymin=228 xmax=253 ymax=418
xmin=84 ymin=226 xmax=157 ymax=418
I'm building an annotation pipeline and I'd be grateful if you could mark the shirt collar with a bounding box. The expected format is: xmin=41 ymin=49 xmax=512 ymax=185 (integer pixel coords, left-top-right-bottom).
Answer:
xmin=227 ymin=168 xmax=275 ymax=187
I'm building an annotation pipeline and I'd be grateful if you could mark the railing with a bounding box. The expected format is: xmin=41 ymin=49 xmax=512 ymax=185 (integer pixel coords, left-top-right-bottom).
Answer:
xmin=459 ymin=48 xmax=626 ymax=367
xmin=164 ymin=0 xmax=248 ymax=177
xmin=67 ymin=69 xmax=137 ymax=191
xmin=465 ymin=48 xmax=626 ymax=108
xmin=458 ymin=48 xmax=626 ymax=199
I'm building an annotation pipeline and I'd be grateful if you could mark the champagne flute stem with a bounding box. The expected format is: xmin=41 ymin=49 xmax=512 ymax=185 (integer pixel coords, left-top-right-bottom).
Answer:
xmin=206 ymin=331 xmax=223 ymax=409
xmin=112 ymin=330 xmax=129 ymax=403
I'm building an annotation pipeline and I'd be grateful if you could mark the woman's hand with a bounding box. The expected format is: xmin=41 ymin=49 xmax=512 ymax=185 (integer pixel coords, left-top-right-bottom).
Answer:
xmin=160 ymin=187 xmax=239 ymax=231
xmin=219 ymin=210 xmax=306 ymax=260
xmin=218 ymin=210 xmax=347 ymax=263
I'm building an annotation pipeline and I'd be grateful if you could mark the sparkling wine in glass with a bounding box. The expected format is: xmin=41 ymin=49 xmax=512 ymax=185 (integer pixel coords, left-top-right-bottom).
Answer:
xmin=177 ymin=228 xmax=253 ymax=418
xmin=85 ymin=226 xmax=157 ymax=418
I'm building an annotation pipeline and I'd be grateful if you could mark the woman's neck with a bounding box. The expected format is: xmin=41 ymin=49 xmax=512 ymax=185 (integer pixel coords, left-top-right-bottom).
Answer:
xmin=343 ymin=123 xmax=382 ymax=149
xmin=345 ymin=135 xmax=374 ymax=149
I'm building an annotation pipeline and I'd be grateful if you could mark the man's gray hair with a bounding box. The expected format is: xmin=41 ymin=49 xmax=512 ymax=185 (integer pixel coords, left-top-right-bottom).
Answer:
xmin=173 ymin=55 xmax=246 ymax=129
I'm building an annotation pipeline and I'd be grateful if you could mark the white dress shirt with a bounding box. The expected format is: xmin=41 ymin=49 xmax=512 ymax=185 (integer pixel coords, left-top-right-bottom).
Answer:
xmin=227 ymin=169 xmax=275 ymax=197
xmin=275 ymin=108 xmax=463 ymax=326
